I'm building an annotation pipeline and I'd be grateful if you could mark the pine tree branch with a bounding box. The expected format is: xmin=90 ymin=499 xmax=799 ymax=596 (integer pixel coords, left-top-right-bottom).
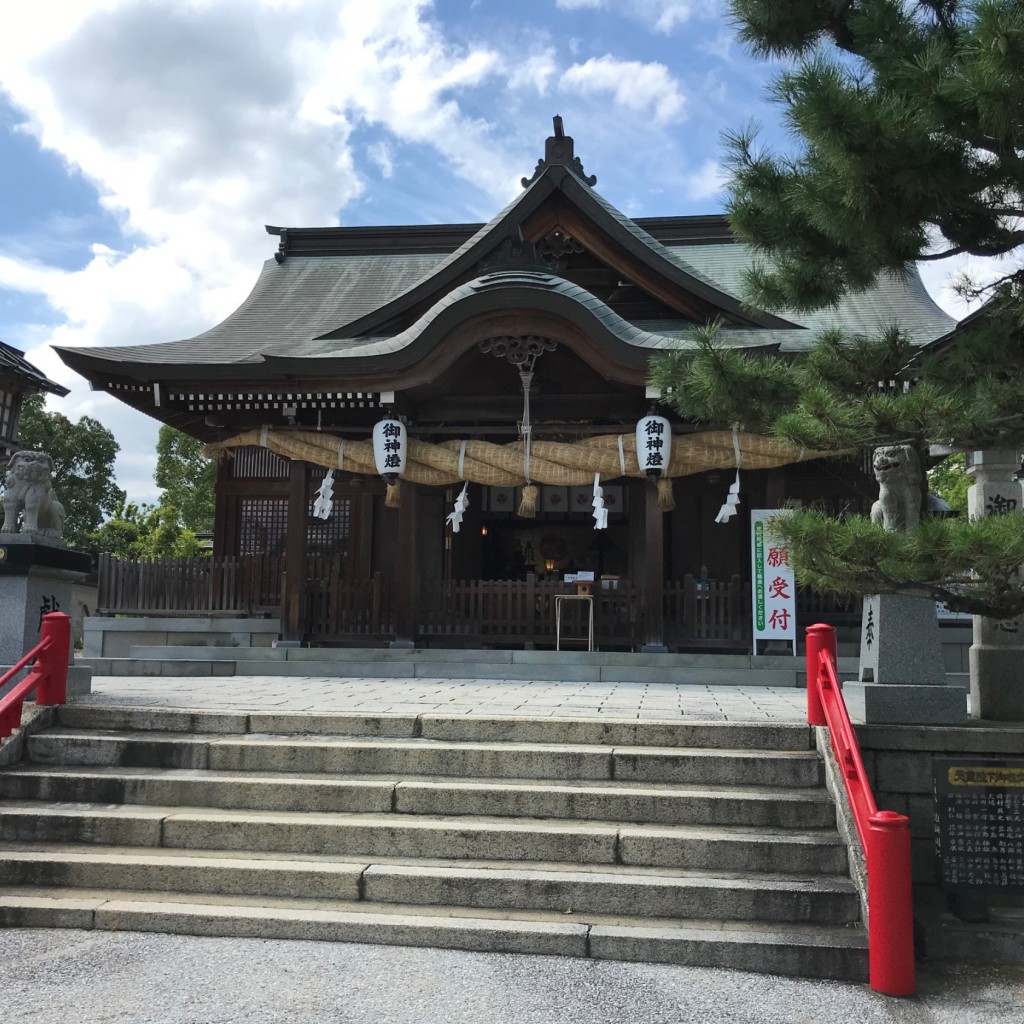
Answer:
xmin=917 ymin=246 xmax=968 ymax=260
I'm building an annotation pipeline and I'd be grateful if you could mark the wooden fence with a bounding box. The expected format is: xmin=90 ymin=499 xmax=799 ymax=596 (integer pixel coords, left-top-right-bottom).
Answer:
xmin=97 ymin=553 xmax=282 ymax=616
xmin=797 ymin=588 xmax=863 ymax=626
xmin=96 ymin=555 xmax=793 ymax=650
xmin=419 ymin=576 xmax=639 ymax=648
xmin=306 ymin=563 xmax=392 ymax=638
xmin=665 ymin=574 xmax=749 ymax=647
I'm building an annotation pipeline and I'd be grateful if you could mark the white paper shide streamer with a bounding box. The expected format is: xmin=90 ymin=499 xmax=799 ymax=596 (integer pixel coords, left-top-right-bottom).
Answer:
xmin=446 ymin=482 xmax=470 ymax=533
xmin=592 ymin=473 xmax=608 ymax=530
xmin=714 ymin=427 xmax=743 ymax=524
xmin=313 ymin=469 xmax=335 ymax=520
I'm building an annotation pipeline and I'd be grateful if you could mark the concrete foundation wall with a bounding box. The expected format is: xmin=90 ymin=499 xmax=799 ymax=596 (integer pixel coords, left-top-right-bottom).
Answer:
xmin=83 ymin=617 xmax=281 ymax=658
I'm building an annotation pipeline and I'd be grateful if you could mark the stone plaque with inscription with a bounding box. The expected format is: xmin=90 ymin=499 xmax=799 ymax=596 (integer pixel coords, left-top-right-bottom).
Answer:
xmin=933 ymin=758 xmax=1024 ymax=891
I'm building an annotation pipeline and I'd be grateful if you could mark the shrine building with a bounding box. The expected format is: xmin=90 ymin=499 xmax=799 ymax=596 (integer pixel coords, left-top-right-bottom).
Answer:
xmin=56 ymin=121 xmax=955 ymax=651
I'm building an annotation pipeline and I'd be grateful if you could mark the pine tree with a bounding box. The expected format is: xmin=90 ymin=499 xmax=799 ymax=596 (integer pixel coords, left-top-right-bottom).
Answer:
xmin=651 ymin=0 xmax=1024 ymax=618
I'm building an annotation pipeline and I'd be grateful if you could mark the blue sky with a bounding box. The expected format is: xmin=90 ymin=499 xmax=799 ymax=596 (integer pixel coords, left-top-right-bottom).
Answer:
xmin=0 ymin=0 xmax=967 ymax=504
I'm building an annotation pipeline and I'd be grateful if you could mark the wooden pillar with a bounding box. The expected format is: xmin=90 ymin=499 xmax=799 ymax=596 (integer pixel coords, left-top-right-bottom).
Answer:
xmin=212 ymin=456 xmax=231 ymax=558
xmin=391 ymin=482 xmax=419 ymax=648
xmin=351 ymin=493 xmax=374 ymax=579
xmin=642 ymin=478 xmax=668 ymax=653
xmin=281 ymin=460 xmax=310 ymax=642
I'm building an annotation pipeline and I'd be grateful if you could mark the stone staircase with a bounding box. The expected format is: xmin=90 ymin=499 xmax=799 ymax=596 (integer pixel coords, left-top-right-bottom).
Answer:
xmin=0 ymin=705 xmax=867 ymax=980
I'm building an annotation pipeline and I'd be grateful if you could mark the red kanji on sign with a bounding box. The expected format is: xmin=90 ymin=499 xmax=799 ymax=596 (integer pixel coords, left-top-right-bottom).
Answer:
xmin=766 ymin=546 xmax=789 ymax=567
xmin=769 ymin=608 xmax=790 ymax=631
xmin=768 ymin=576 xmax=790 ymax=600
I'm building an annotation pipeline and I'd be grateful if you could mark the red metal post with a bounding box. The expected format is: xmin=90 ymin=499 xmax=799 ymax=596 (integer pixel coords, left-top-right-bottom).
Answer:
xmin=866 ymin=810 xmax=915 ymax=996
xmin=34 ymin=612 xmax=70 ymax=706
xmin=804 ymin=623 xmax=834 ymax=727
xmin=0 ymin=702 xmax=20 ymax=737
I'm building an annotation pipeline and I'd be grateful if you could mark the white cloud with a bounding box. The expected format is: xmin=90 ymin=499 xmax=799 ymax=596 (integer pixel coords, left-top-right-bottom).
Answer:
xmin=561 ymin=55 xmax=687 ymax=124
xmin=366 ymin=141 xmax=395 ymax=178
xmin=555 ymin=0 xmax=694 ymax=34
xmin=0 ymin=0 xmax=561 ymax=502
xmin=507 ymin=47 xmax=559 ymax=95
xmin=685 ymin=159 xmax=728 ymax=201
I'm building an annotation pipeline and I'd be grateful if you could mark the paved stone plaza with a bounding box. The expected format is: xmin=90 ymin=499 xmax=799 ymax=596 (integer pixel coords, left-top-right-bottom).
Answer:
xmin=80 ymin=674 xmax=809 ymax=721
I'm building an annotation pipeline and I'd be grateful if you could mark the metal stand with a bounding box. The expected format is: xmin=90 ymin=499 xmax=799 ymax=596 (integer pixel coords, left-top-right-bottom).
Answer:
xmin=554 ymin=594 xmax=594 ymax=651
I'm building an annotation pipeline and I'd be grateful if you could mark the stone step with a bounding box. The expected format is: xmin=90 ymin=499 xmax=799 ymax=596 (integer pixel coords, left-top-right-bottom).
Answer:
xmin=26 ymin=729 xmax=825 ymax=788
xmin=122 ymin=646 xmax=804 ymax=668
xmin=0 ymin=766 xmax=840 ymax=839
xmin=0 ymin=887 xmax=868 ymax=980
xmin=55 ymin=706 xmax=815 ymax=751
xmin=0 ymin=802 xmax=838 ymax=859
xmin=0 ymin=848 xmax=858 ymax=924
xmin=85 ymin=655 xmax=808 ymax=685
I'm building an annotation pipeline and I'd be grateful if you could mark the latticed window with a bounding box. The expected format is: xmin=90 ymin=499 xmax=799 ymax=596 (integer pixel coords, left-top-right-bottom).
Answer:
xmin=238 ymin=498 xmax=288 ymax=554
xmin=307 ymin=498 xmax=351 ymax=555
xmin=236 ymin=495 xmax=351 ymax=557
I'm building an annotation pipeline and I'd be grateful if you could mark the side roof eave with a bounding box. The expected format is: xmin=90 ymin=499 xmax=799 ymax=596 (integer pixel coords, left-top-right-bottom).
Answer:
xmin=320 ymin=165 xmax=800 ymax=340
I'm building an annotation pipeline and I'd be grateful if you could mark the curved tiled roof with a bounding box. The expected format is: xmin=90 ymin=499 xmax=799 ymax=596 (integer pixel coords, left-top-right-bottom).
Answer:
xmin=676 ymin=244 xmax=955 ymax=347
xmin=55 ymin=164 xmax=957 ymax=377
xmin=307 ymin=269 xmax=692 ymax=361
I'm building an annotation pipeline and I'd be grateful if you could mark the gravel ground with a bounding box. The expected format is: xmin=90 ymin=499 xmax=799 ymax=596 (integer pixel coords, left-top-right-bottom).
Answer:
xmin=2 ymin=928 xmax=1022 ymax=1024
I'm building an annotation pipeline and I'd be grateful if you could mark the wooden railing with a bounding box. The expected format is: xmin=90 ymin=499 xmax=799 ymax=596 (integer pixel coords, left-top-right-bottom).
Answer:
xmin=306 ymin=564 xmax=392 ymax=638
xmin=97 ymin=553 xmax=282 ymax=616
xmin=95 ymin=556 xmax=754 ymax=649
xmin=419 ymin=576 xmax=639 ymax=647
xmin=798 ymin=588 xmax=863 ymax=626
xmin=664 ymin=574 xmax=748 ymax=647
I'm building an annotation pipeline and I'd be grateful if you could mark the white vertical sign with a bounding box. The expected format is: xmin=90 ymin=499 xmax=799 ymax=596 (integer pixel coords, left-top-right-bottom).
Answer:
xmin=750 ymin=509 xmax=797 ymax=654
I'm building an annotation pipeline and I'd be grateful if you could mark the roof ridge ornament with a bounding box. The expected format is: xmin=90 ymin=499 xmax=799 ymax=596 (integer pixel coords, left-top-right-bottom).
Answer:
xmin=521 ymin=115 xmax=597 ymax=189
xmin=478 ymin=225 xmax=550 ymax=273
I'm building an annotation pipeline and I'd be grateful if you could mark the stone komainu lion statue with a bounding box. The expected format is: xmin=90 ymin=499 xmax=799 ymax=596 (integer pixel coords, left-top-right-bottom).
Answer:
xmin=1 ymin=450 xmax=66 ymax=539
xmin=869 ymin=444 xmax=922 ymax=533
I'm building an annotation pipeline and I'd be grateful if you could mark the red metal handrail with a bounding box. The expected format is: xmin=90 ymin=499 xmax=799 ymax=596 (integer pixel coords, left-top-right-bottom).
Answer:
xmin=0 ymin=613 xmax=71 ymax=739
xmin=806 ymin=623 xmax=914 ymax=997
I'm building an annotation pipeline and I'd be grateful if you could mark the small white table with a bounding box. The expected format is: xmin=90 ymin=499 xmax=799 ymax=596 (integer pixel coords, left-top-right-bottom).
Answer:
xmin=554 ymin=593 xmax=595 ymax=652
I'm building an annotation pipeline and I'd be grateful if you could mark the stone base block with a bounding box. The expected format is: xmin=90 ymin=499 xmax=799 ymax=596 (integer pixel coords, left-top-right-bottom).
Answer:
xmin=969 ymin=645 xmax=1024 ymax=722
xmin=67 ymin=665 xmax=92 ymax=698
xmin=860 ymin=594 xmax=946 ymax=686
xmin=843 ymin=682 xmax=968 ymax=725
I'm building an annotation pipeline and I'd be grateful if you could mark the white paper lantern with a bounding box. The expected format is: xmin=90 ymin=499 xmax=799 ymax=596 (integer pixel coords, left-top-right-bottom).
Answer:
xmin=373 ymin=415 xmax=407 ymax=482
xmin=636 ymin=414 xmax=671 ymax=477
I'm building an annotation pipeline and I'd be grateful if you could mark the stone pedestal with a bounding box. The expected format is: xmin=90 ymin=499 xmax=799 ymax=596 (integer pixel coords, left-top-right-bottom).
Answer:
xmin=966 ymin=450 xmax=1024 ymax=721
xmin=0 ymin=537 xmax=92 ymax=699
xmin=847 ymin=593 xmax=967 ymax=724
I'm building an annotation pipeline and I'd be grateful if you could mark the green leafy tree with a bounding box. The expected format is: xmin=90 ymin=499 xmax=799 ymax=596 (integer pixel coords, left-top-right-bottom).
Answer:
xmin=928 ymin=453 xmax=971 ymax=514
xmin=726 ymin=0 xmax=1024 ymax=313
xmin=14 ymin=394 xmax=126 ymax=549
xmin=155 ymin=425 xmax=215 ymax=534
xmin=651 ymin=0 xmax=1024 ymax=618
xmin=89 ymin=499 xmax=202 ymax=559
